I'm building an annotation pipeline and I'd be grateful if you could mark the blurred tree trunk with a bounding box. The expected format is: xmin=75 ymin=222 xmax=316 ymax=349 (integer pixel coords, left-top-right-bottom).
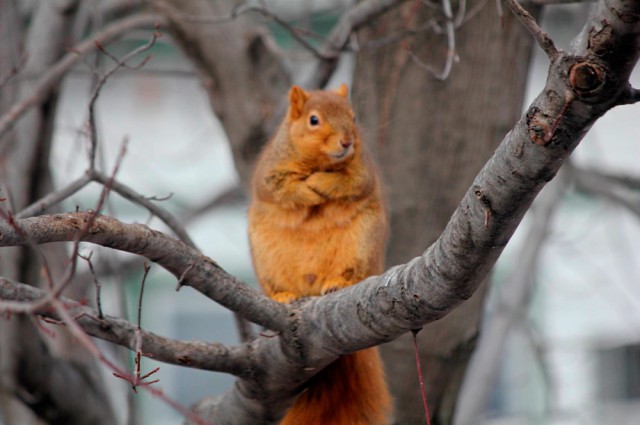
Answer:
xmin=0 ymin=1 xmax=118 ymax=424
xmin=353 ymin=2 xmax=539 ymax=423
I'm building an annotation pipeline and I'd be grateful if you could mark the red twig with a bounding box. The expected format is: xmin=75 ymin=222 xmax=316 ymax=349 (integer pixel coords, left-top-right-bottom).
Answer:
xmin=412 ymin=329 xmax=432 ymax=425
xmin=78 ymin=251 xmax=104 ymax=319
xmin=47 ymin=296 xmax=213 ymax=424
xmin=119 ymin=262 xmax=155 ymax=392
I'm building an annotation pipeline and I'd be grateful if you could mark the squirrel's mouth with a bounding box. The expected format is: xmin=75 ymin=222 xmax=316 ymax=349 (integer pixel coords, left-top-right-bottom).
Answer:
xmin=330 ymin=146 xmax=354 ymax=161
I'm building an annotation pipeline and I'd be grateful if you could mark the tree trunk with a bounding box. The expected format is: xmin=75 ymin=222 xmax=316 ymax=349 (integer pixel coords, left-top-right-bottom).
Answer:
xmin=353 ymin=2 xmax=539 ymax=423
xmin=0 ymin=2 xmax=119 ymax=424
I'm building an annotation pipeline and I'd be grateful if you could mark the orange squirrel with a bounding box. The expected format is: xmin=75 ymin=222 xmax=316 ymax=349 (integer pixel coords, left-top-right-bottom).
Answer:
xmin=248 ymin=84 xmax=391 ymax=425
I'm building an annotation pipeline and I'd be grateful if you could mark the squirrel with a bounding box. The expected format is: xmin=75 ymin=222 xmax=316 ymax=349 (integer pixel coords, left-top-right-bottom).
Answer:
xmin=248 ymin=84 xmax=391 ymax=425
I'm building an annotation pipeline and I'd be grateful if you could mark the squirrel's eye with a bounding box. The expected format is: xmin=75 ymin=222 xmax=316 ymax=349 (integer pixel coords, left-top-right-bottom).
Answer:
xmin=309 ymin=115 xmax=320 ymax=126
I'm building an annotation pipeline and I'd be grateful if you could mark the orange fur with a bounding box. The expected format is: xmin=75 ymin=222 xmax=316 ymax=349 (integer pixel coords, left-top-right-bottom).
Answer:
xmin=248 ymin=84 xmax=391 ymax=424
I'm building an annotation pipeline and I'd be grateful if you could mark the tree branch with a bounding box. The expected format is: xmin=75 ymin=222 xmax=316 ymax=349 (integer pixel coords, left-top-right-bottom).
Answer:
xmin=454 ymin=170 xmax=567 ymax=424
xmin=503 ymin=0 xmax=560 ymax=60
xmin=0 ymin=277 xmax=254 ymax=376
xmin=306 ymin=0 xmax=407 ymax=89
xmin=0 ymin=212 xmax=290 ymax=333
xmin=91 ymin=170 xmax=196 ymax=246
xmin=0 ymin=13 xmax=163 ymax=141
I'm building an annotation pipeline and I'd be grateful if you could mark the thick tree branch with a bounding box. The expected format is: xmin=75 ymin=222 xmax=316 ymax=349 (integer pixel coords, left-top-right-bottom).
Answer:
xmin=191 ymin=0 xmax=640 ymax=421
xmin=0 ymin=212 xmax=290 ymax=333
xmin=454 ymin=171 xmax=567 ymax=424
xmin=0 ymin=278 xmax=253 ymax=376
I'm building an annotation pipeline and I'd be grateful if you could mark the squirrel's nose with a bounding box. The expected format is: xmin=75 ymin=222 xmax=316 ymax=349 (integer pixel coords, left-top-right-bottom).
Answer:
xmin=340 ymin=139 xmax=353 ymax=149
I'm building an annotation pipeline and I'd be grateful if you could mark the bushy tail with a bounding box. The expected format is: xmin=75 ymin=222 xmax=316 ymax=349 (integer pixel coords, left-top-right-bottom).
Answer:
xmin=279 ymin=347 xmax=391 ymax=425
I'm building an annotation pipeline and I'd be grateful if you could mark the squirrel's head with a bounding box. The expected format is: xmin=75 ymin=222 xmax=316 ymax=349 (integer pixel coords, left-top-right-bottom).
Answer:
xmin=286 ymin=84 xmax=358 ymax=170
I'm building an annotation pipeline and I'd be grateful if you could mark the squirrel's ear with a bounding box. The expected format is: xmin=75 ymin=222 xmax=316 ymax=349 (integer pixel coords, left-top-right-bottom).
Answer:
xmin=288 ymin=85 xmax=309 ymax=120
xmin=335 ymin=83 xmax=348 ymax=98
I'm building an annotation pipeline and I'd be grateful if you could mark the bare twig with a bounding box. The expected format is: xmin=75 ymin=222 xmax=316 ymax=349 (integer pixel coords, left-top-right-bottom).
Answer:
xmin=306 ymin=0 xmax=405 ymax=89
xmin=412 ymin=329 xmax=432 ymax=425
xmin=47 ymin=296 xmax=213 ymax=425
xmin=86 ymin=28 xmax=160 ymax=169
xmin=454 ymin=0 xmax=467 ymax=27
xmin=0 ymin=277 xmax=254 ymax=376
xmin=137 ymin=262 xmax=150 ymax=328
xmin=0 ymin=54 xmax=27 ymax=91
xmin=121 ymin=262 xmax=159 ymax=392
xmin=0 ymin=13 xmax=163 ymax=141
xmin=146 ymin=192 xmax=173 ymax=202
xmin=151 ymin=0 xmax=333 ymax=59
xmin=16 ymin=172 xmax=92 ymax=219
xmin=15 ymin=167 xmax=196 ymax=248
xmin=0 ymin=212 xmax=291 ymax=332
xmin=91 ymin=170 xmax=197 ymax=247
xmin=79 ymin=251 xmax=105 ymax=319
xmin=410 ymin=0 xmax=457 ymax=80
xmin=502 ymin=0 xmax=560 ymax=59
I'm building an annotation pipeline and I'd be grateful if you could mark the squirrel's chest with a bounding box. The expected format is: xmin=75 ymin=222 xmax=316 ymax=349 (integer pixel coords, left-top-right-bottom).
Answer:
xmin=262 ymin=201 xmax=361 ymax=232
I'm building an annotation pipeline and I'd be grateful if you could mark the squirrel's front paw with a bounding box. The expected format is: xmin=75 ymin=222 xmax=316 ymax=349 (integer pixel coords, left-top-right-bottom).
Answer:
xmin=271 ymin=291 xmax=299 ymax=304
xmin=320 ymin=277 xmax=352 ymax=295
xmin=305 ymin=172 xmax=334 ymax=198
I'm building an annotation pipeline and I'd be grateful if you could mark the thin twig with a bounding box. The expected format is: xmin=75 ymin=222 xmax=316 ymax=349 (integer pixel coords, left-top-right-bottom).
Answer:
xmin=47 ymin=139 xmax=129 ymax=307
xmin=145 ymin=192 xmax=173 ymax=202
xmin=0 ymin=277 xmax=255 ymax=376
xmin=410 ymin=0 xmax=457 ymax=80
xmin=127 ymin=262 xmax=155 ymax=392
xmin=137 ymin=263 xmax=150 ymax=329
xmin=0 ymin=54 xmax=27 ymax=92
xmin=16 ymin=172 xmax=92 ymax=219
xmin=0 ymin=13 xmax=163 ymax=141
xmin=306 ymin=0 xmax=404 ymax=89
xmin=91 ymin=171 xmax=197 ymax=247
xmin=86 ymin=27 xmax=160 ymax=169
xmin=454 ymin=0 xmax=467 ymax=27
xmin=78 ymin=251 xmax=105 ymax=319
xmin=48 ymin=297 xmax=213 ymax=425
xmin=502 ymin=0 xmax=560 ymax=59
xmin=412 ymin=329 xmax=432 ymax=425
xmin=152 ymin=0 xmax=333 ymax=59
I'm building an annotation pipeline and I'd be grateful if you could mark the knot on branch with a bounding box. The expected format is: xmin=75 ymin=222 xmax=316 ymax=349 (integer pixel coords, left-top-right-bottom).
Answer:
xmin=569 ymin=62 xmax=605 ymax=96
